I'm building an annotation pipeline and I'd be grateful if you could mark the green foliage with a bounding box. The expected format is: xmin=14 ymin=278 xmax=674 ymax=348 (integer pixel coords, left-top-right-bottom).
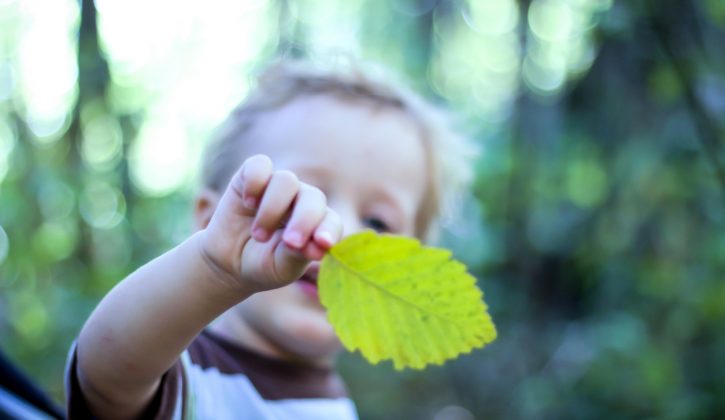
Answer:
xmin=319 ymin=231 xmax=496 ymax=370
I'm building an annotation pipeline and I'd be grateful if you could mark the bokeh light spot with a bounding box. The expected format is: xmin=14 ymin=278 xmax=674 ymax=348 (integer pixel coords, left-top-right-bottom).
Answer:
xmin=522 ymin=55 xmax=566 ymax=95
xmin=463 ymin=0 xmax=519 ymax=35
xmin=566 ymin=160 xmax=609 ymax=207
xmin=11 ymin=291 xmax=50 ymax=347
xmin=17 ymin=0 xmax=79 ymax=141
xmin=433 ymin=405 xmax=475 ymax=420
xmin=31 ymin=220 xmax=78 ymax=262
xmin=0 ymin=60 xmax=13 ymax=101
xmin=0 ymin=117 xmax=16 ymax=183
xmin=529 ymin=0 xmax=575 ymax=43
xmin=37 ymin=179 xmax=75 ymax=221
xmin=79 ymin=180 xmax=126 ymax=229
xmin=129 ymin=118 xmax=190 ymax=196
xmin=81 ymin=115 xmax=124 ymax=170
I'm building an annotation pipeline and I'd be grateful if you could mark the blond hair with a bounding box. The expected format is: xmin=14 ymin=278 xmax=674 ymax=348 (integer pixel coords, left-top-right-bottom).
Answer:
xmin=201 ymin=60 xmax=476 ymax=241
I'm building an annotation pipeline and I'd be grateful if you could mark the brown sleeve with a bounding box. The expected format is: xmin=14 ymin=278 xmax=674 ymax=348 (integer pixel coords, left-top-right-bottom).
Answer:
xmin=64 ymin=342 xmax=184 ymax=420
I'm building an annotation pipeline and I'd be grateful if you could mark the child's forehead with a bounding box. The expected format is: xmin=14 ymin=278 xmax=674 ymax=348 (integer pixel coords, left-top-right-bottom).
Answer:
xmin=240 ymin=94 xmax=428 ymax=191
xmin=265 ymin=93 xmax=410 ymax=123
xmin=246 ymin=94 xmax=423 ymax=153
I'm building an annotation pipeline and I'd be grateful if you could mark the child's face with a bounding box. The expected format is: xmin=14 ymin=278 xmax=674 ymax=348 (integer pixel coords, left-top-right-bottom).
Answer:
xmin=207 ymin=95 xmax=428 ymax=364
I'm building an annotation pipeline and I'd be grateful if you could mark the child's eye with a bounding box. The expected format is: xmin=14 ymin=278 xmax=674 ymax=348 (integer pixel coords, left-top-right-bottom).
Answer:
xmin=364 ymin=217 xmax=390 ymax=233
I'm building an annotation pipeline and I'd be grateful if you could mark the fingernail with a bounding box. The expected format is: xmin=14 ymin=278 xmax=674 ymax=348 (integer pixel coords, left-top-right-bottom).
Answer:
xmin=252 ymin=227 xmax=268 ymax=242
xmin=283 ymin=230 xmax=304 ymax=248
xmin=315 ymin=231 xmax=334 ymax=248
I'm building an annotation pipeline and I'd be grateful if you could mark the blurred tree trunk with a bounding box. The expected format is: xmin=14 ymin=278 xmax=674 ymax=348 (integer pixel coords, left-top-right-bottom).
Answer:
xmin=507 ymin=0 xmax=534 ymax=296
xmin=276 ymin=0 xmax=304 ymax=57
xmin=69 ymin=0 xmax=138 ymax=268
xmin=407 ymin=0 xmax=437 ymax=88
xmin=67 ymin=0 xmax=105 ymax=265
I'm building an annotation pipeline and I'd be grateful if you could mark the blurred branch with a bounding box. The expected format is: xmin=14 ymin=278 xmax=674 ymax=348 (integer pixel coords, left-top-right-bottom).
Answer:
xmin=646 ymin=0 xmax=725 ymax=195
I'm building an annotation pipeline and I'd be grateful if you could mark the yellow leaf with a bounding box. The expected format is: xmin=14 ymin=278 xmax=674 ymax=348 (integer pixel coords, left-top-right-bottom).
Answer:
xmin=319 ymin=231 xmax=497 ymax=370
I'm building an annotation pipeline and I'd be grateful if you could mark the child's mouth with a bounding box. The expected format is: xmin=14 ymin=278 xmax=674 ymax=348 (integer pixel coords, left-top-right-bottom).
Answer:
xmin=296 ymin=265 xmax=319 ymax=302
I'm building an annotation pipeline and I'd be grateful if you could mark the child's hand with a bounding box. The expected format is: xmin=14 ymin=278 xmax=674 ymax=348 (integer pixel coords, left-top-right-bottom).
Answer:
xmin=200 ymin=155 xmax=342 ymax=293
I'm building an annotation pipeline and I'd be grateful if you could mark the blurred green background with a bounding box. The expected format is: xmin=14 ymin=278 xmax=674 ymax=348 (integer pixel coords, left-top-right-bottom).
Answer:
xmin=1 ymin=0 xmax=724 ymax=418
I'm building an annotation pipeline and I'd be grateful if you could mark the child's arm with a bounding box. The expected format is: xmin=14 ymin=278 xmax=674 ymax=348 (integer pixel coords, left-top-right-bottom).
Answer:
xmin=75 ymin=155 xmax=341 ymax=419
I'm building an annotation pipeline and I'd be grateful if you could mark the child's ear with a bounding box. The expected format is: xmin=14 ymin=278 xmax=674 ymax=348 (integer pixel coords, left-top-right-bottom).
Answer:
xmin=193 ymin=189 xmax=221 ymax=230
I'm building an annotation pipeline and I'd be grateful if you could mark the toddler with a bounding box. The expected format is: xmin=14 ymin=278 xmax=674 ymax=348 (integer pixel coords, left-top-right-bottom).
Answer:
xmin=65 ymin=60 xmax=473 ymax=419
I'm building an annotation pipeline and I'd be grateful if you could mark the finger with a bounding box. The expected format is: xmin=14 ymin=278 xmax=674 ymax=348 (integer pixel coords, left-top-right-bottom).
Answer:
xmin=299 ymin=241 xmax=326 ymax=261
xmin=282 ymin=185 xmax=327 ymax=250
xmin=312 ymin=209 xmax=342 ymax=250
xmin=219 ymin=156 xmax=269 ymax=220
xmin=252 ymin=170 xmax=299 ymax=242
xmin=273 ymin=241 xmax=311 ymax=282
xmin=240 ymin=155 xmax=273 ymax=210
xmin=242 ymin=230 xmax=309 ymax=286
